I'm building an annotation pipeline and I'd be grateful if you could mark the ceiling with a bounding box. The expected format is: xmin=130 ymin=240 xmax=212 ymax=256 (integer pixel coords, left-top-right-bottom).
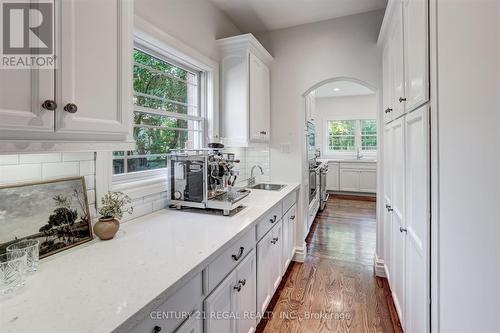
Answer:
xmin=210 ymin=0 xmax=387 ymax=33
xmin=314 ymin=81 xmax=375 ymax=98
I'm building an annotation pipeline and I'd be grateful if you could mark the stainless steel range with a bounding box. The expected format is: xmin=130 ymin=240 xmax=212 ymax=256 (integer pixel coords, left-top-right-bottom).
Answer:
xmin=319 ymin=162 xmax=329 ymax=210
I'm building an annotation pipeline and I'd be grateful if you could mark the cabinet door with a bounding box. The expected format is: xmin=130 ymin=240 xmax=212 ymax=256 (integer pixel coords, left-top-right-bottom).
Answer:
xmin=281 ymin=213 xmax=289 ymax=273
xmin=339 ymin=169 xmax=359 ymax=192
xmin=359 ymin=170 xmax=377 ymax=193
xmin=176 ymin=311 xmax=203 ymax=333
xmin=0 ymin=69 xmax=54 ymax=137
xmin=56 ymin=0 xmax=131 ymax=137
xmin=326 ymin=162 xmax=340 ymax=191
xmin=382 ymin=41 xmax=394 ymax=124
xmin=235 ymin=251 xmax=257 ymax=333
xmin=204 ymin=271 xmax=236 ymax=333
xmin=283 ymin=204 xmax=296 ymax=270
xmin=249 ymin=53 xmax=270 ymax=142
xmin=404 ymin=105 xmax=430 ymax=332
xmin=383 ymin=125 xmax=393 ymax=277
xmin=390 ymin=117 xmax=406 ymax=325
xmin=270 ymin=222 xmax=283 ymax=291
xmin=257 ymin=230 xmax=273 ymax=315
xmin=390 ymin=0 xmax=406 ymax=119
xmin=403 ymin=0 xmax=429 ymax=112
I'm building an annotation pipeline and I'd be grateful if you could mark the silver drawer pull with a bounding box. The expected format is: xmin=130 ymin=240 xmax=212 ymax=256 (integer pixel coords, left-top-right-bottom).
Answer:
xmin=290 ymin=215 xmax=296 ymax=220
xmin=238 ymin=279 xmax=246 ymax=286
xmin=231 ymin=247 xmax=244 ymax=261
xmin=269 ymin=215 xmax=277 ymax=223
xmin=234 ymin=283 xmax=242 ymax=292
xmin=271 ymin=237 xmax=279 ymax=244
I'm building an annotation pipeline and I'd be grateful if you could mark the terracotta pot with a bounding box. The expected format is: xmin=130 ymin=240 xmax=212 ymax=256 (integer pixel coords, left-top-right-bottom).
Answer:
xmin=93 ymin=217 xmax=120 ymax=240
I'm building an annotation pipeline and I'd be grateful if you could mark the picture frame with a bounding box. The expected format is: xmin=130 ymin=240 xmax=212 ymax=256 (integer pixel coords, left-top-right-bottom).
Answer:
xmin=0 ymin=177 xmax=93 ymax=258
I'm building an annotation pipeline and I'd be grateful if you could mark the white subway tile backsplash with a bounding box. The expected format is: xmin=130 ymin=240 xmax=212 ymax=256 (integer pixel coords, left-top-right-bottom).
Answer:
xmin=153 ymin=197 xmax=168 ymax=211
xmin=143 ymin=193 xmax=162 ymax=203
xmin=62 ymin=152 xmax=95 ymax=162
xmin=19 ymin=153 xmax=61 ymax=164
xmin=0 ymin=155 xmax=19 ymax=165
xmin=42 ymin=161 xmax=79 ymax=179
xmin=87 ymin=190 xmax=96 ymax=205
xmin=0 ymin=164 xmax=42 ymax=184
xmin=85 ymin=175 xmax=95 ymax=190
xmin=79 ymin=160 xmax=95 ymax=176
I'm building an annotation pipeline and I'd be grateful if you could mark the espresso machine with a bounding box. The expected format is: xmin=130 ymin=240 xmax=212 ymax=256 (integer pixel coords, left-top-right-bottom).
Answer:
xmin=169 ymin=143 xmax=250 ymax=215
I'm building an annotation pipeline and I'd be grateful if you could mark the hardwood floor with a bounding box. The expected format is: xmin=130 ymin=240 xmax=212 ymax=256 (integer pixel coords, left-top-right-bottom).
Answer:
xmin=257 ymin=195 xmax=403 ymax=333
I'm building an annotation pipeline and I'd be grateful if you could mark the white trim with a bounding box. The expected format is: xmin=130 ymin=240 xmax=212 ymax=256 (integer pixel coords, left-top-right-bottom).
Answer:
xmin=112 ymin=176 xmax=168 ymax=200
xmin=293 ymin=242 xmax=307 ymax=263
xmin=374 ymin=253 xmax=387 ymax=277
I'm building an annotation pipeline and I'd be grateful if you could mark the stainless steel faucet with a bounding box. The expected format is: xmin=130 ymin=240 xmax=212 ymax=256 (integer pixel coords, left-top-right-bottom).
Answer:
xmin=356 ymin=147 xmax=364 ymax=160
xmin=248 ymin=165 xmax=264 ymax=186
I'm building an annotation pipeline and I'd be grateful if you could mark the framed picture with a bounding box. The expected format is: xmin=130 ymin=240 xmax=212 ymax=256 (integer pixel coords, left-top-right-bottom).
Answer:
xmin=0 ymin=177 xmax=93 ymax=258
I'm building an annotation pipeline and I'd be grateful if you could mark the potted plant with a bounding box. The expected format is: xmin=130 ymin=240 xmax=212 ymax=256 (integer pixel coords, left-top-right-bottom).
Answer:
xmin=93 ymin=191 xmax=133 ymax=240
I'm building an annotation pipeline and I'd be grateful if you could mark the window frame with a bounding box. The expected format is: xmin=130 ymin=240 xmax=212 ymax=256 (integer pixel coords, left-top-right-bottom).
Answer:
xmin=112 ymin=45 xmax=205 ymax=178
xmin=324 ymin=118 xmax=377 ymax=156
xmin=95 ymin=20 xmax=219 ymax=200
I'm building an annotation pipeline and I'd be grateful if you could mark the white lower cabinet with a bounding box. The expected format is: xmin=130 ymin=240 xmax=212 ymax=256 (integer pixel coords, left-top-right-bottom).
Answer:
xmin=126 ymin=190 xmax=299 ymax=333
xmin=282 ymin=204 xmax=296 ymax=271
xmin=176 ymin=312 xmax=203 ymax=333
xmin=326 ymin=162 xmax=340 ymax=191
xmin=204 ymin=251 xmax=256 ymax=333
xmin=339 ymin=162 xmax=377 ymax=193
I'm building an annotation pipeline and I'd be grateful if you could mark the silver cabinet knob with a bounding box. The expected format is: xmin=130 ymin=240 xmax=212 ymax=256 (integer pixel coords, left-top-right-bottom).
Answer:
xmin=384 ymin=108 xmax=393 ymax=114
xmin=400 ymin=227 xmax=407 ymax=233
xmin=399 ymin=97 xmax=407 ymax=103
xmin=271 ymin=237 xmax=279 ymax=244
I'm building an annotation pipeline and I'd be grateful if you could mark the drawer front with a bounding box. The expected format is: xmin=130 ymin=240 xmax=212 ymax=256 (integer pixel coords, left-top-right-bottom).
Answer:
xmin=207 ymin=228 xmax=255 ymax=292
xmin=340 ymin=162 xmax=376 ymax=171
xmin=256 ymin=202 xmax=283 ymax=241
xmin=282 ymin=190 xmax=297 ymax=215
xmin=129 ymin=272 xmax=203 ymax=333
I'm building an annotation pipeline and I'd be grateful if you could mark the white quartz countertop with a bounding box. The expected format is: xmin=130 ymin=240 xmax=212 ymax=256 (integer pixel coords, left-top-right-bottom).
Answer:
xmin=0 ymin=182 xmax=299 ymax=333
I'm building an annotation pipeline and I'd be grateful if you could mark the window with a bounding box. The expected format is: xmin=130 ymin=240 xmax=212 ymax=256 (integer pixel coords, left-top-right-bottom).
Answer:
xmin=113 ymin=48 xmax=204 ymax=175
xmin=327 ymin=120 xmax=356 ymax=151
xmin=326 ymin=119 xmax=377 ymax=153
xmin=361 ymin=120 xmax=377 ymax=151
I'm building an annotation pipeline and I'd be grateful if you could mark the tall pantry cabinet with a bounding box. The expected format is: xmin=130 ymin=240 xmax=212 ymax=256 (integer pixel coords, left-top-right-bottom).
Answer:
xmin=378 ymin=0 xmax=430 ymax=332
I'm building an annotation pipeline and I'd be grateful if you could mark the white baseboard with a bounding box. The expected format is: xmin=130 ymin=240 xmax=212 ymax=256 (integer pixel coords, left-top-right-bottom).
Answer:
xmin=374 ymin=253 xmax=386 ymax=278
xmin=293 ymin=242 xmax=307 ymax=262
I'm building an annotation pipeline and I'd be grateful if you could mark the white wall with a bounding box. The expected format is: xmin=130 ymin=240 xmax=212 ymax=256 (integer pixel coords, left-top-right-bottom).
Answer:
xmin=434 ymin=0 xmax=500 ymax=331
xmin=315 ymin=94 xmax=377 ymax=157
xmin=134 ymin=0 xmax=241 ymax=61
xmin=256 ymin=10 xmax=384 ymax=254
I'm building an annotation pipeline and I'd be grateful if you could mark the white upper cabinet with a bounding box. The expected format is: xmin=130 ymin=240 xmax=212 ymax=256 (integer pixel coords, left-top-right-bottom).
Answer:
xmin=249 ymin=53 xmax=270 ymax=142
xmin=403 ymin=0 xmax=429 ymax=111
xmin=0 ymin=0 xmax=134 ymax=152
xmin=380 ymin=0 xmax=429 ymax=123
xmin=57 ymin=0 xmax=132 ymax=138
xmin=218 ymin=34 xmax=272 ymax=147
xmin=0 ymin=69 xmax=54 ymax=133
xmin=390 ymin=0 xmax=405 ymax=120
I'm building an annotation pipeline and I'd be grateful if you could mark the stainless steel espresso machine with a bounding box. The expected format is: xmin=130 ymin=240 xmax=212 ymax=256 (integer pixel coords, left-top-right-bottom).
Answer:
xmin=169 ymin=143 xmax=250 ymax=215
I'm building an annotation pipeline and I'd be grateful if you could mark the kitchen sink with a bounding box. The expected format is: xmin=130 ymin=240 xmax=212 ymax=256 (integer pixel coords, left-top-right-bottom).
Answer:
xmin=248 ymin=183 xmax=286 ymax=191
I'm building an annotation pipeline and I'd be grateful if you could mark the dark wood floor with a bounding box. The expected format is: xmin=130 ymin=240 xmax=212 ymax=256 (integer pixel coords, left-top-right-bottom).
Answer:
xmin=257 ymin=195 xmax=403 ymax=333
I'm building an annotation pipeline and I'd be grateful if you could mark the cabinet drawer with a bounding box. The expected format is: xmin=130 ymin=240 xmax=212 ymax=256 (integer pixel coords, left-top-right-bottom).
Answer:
xmin=129 ymin=272 xmax=203 ymax=333
xmin=282 ymin=190 xmax=297 ymax=215
xmin=340 ymin=162 xmax=376 ymax=171
xmin=207 ymin=228 xmax=255 ymax=292
xmin=255 ymin=202 xmax=283 ymax=241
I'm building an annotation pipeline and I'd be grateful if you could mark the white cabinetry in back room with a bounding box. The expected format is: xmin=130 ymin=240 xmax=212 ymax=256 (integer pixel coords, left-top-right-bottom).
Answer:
xmin=217 ymin=34 xmax=273 ymax=147
xmin=0 ymin=0 xmax=135 ymax=152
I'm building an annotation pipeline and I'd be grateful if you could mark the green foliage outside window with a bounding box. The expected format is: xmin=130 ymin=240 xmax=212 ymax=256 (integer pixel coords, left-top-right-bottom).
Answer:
xmin=361 ymin=119 xmax=377 ymax=151
xmin=328 ymin=120 xmax=356 ymax=151
xmin=113 ymin=49 xmax=202 ymax=175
